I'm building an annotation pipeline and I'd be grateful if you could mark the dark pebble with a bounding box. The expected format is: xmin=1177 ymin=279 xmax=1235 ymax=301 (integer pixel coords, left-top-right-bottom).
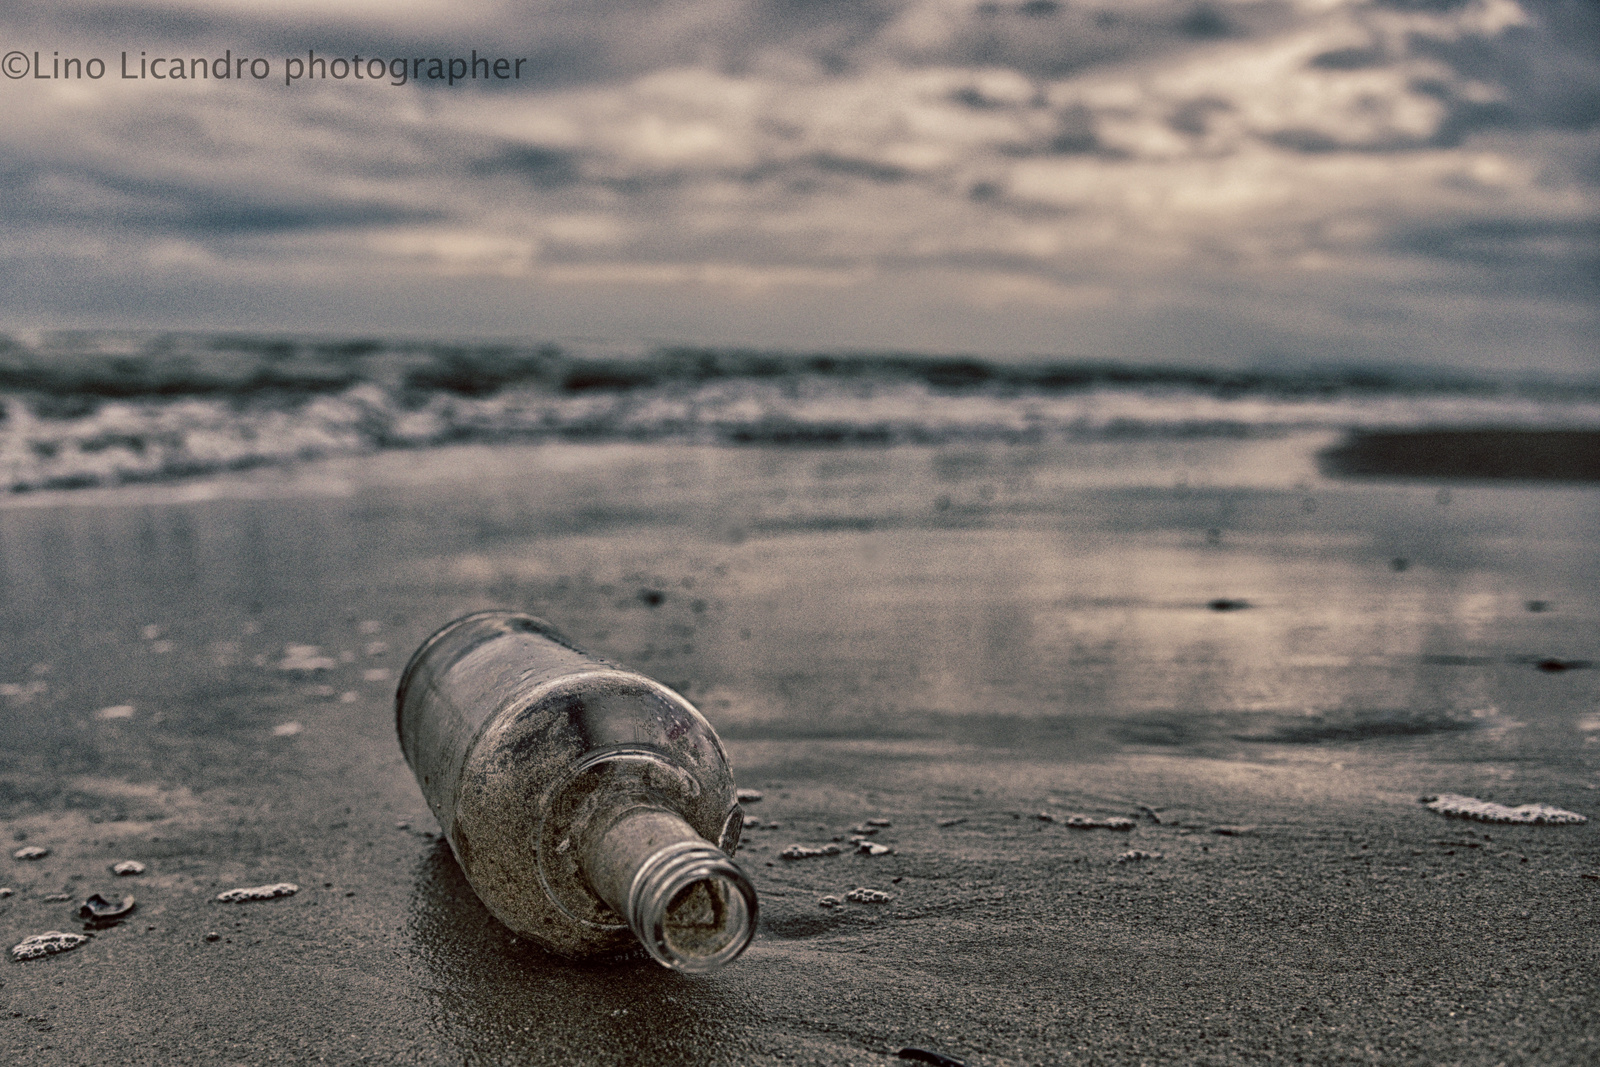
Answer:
xmin=638 ymin=589 xmax=665 ymax=607
xmin=896 ymin=1048 xmax=966 ymax=1067
xmin=1390 ymin=557 xmax=1409 ymax=572
xmin=1526 ymin=600 xmax=1549 ymax=612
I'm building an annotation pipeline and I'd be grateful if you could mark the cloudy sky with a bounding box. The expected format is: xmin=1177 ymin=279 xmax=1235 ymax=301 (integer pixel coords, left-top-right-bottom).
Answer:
xmin=1 ymin=0 xmax=1596 ymax=372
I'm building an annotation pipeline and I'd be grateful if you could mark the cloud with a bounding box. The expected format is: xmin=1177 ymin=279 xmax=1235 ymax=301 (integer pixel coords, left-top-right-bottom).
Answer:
xmin=0 ymin=0 xmax=1596 ymax=371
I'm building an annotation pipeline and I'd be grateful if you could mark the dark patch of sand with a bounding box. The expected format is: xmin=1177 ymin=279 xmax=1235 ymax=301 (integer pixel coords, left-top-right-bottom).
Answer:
xmin=1321 ymin=429 xmax=1600 ymax=482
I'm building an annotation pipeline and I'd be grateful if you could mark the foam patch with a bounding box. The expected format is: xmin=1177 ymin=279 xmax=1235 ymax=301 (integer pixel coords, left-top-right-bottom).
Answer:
xmin=1421 ymin=795 xmax=1586 ymax=825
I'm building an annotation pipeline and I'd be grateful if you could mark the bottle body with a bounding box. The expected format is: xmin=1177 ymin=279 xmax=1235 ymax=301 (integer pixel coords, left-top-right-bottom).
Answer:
xmin=397 ymin=611 xmax=754 ymax=969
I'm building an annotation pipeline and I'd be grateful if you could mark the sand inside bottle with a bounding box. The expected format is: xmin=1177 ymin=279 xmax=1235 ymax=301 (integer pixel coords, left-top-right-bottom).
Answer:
xmin=661 ymin=874 xmax=749 ymax=959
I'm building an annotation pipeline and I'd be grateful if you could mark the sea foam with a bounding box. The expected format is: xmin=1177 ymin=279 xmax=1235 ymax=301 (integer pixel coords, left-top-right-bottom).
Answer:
xmin=3 ymin=331 xmax=1598 ymax=494
xmin=1422 ymin=794 xmax=1587 ymax=825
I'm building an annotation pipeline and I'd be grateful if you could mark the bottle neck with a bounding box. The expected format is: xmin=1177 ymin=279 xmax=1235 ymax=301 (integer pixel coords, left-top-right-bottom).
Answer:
xmin=579 ymin=806 xmax=757 ymax=973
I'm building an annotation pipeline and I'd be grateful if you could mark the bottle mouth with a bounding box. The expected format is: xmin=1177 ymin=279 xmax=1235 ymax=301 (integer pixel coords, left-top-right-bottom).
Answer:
xmin=626 ymin=841 xmax=758 ymax=973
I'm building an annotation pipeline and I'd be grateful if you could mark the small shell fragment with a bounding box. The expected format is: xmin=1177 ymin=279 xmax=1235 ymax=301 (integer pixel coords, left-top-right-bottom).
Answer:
xmin=216 ymin=882 xmax=300 ymax=903
xmin=818 ymin=894 xmax=843 ymax=908
xmin=779 ymin=844 xmax=841 ymax=860
xmin=844 ymin=887 xmax=892 ymax=903
xmin=735 ymin=789 xmax=764 ymax=803
xmin=13 ymin=846 xmax=49 ymax=861
xmin=79 ymin=893 xmax=136 ymax=925
xmin=1117 ymin=850 xmax=1164 ymax=863
xmin=856 ymin=841 xmax=892 ymax=856
xmin=12 ymin=931 xmax=89 ymax=961
xmin=111 ymin=860 xmax=146 ymax=876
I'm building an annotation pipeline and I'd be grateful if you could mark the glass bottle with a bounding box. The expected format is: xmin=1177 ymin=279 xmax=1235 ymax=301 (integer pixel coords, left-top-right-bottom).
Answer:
xmin=396 ymin=610 xmax=757 ymax=972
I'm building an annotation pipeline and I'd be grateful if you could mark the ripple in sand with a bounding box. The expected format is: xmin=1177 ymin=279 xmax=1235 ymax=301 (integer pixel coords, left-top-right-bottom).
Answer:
xmin=1233 ymin=708 xmax=1483 ymax=743
xmin=1063 ymin=815 xmax=1135 ymax=831
xmin=12 ymin=931 xmax=89 ymax=960
xmin=1422 ymin=795 xmax=1586 ymax=825
xmin=216 ymin=882 xmax=300 ymax=902
xmin=1534 ymin=657 xmax=1591 ymax=673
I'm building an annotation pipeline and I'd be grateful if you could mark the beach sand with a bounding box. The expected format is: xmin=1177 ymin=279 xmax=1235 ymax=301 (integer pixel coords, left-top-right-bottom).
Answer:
xmin=0 ymin=435 xmax=1595 ymax=1065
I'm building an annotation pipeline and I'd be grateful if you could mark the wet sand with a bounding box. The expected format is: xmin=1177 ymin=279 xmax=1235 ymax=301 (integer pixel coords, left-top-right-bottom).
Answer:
xmin=1 ymin=436 xmax=1596 ymax=1065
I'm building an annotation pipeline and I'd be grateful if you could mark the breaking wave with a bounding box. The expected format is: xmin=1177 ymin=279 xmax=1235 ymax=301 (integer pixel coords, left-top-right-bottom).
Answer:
xmin=2 ymin=330 xmax=1598 ymax=493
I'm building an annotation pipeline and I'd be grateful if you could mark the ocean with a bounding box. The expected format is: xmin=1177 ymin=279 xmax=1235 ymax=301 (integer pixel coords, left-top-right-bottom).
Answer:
xmin=3 ymin=330 xmax=1598 ymax=494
